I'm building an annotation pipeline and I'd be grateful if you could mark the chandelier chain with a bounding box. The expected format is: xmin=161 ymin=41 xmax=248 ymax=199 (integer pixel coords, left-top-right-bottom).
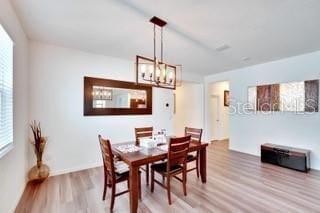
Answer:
xmin=161 ymin=27 xmax=163 ymax=62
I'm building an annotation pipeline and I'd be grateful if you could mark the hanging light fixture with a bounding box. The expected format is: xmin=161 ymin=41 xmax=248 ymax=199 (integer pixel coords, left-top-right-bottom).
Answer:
xmin=136 ymin=16 xmax=179 ymax=90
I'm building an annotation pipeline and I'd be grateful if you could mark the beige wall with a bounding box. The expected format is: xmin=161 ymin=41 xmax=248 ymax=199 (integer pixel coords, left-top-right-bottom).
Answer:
xmin=0 ymin=0 xmax=29 ymax=212
xmin=173 ymin=82 xmax=204 ymax=137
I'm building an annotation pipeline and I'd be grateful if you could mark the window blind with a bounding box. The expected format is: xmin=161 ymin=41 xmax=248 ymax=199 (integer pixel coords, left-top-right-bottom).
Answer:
xmin=0 ymin=24 xmax=13 ymax=155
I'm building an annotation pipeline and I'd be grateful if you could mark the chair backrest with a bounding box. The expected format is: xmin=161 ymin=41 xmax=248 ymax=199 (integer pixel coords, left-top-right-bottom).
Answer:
xmin=135 ymin=127 xmax=153 ymax=145
xmin=98 ymin=135 xmax=116 ymax=179
xmin=167 ymin=135 xmax=191 ymax=169
xmin=185 ymin=127 xmax=203 ymax=143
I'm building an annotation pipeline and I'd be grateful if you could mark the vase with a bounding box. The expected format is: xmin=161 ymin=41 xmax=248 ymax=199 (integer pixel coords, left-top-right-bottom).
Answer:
xmin=28 ymin=161 xmax=50 ymax=183
xmin=28 ymin=137 xmax=50 ymax=183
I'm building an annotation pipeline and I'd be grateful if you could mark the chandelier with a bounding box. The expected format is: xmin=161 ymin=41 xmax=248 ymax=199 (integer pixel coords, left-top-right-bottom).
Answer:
xmin=136 ymin=16 xmax=179 ymax=90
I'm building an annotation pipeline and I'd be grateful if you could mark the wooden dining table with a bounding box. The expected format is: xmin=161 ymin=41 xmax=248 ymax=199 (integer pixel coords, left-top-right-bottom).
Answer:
xmin=112 ymin=139 xmax=208 ymax=213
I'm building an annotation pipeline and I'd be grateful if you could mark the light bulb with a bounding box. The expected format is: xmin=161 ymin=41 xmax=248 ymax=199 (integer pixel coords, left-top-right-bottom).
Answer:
xmin=162 ymin=66 xmax=167 ymax=82
xmin=156 ymin=68 xmax=161 ymax=77
xmin=169 ymin=71 xmax=174 ymax=83
xmin=141 ymin=64 xmax=146 ymax=78
xmin=156 ymin=67 xmax=161 ymax=83
xmin=162 ymin=67 xmax=166 ymax=75
xmin=149 ymin=67 xmax=153 ymax=78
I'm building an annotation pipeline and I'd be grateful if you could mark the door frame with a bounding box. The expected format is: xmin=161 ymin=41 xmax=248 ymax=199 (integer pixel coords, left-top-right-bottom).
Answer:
xmin=205 ymin=80 xmax=230 ymax=143
xmin=209 ymin=95 xmax=220 ymax=141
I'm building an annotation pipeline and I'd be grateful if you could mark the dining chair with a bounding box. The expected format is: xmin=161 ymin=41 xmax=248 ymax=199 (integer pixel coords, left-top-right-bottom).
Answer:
xmin=150 ymin=135 xmax=191 ymax=205
xmin=98 ymin=135 xmax=141 ymax=211
xmin=135 ymin=127 xmax=153 ymax=185
xmin=185 ymin=127 xmax=203 ymax=178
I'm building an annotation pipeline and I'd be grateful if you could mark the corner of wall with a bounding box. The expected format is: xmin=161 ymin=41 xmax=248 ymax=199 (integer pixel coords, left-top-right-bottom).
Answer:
xmin=0 ymin=0 xmax=31 ymax=212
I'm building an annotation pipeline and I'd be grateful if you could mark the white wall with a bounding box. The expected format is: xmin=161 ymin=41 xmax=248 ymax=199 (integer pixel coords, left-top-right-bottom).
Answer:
xmin=180 ymin=72 xmax=204 ymax=84
xmin=209 ymin=81 xmax=229 ymax=140
xmin=173 ymin=82 xmax=204 ymax=137
xmin=204 ymin=51 xmax=320 ymax=170
xmin=0 ymin=0 xmax=29 ymax=212
xmin=29 ymin=42 xmax=175 ymax=175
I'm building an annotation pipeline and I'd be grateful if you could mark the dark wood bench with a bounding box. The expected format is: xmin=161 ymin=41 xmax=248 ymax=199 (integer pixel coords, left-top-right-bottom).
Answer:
xmin=261 ymin=143 xmax=311 ymax=172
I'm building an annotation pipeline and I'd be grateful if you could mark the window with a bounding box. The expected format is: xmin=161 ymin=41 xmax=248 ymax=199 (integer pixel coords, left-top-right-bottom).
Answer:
xmin=0 ymin=24 xmax=13 ymax=158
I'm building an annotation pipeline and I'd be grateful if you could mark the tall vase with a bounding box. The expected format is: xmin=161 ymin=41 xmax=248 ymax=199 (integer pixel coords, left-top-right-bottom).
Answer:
xmin=28 ymin=138 xmax=50 ymax=183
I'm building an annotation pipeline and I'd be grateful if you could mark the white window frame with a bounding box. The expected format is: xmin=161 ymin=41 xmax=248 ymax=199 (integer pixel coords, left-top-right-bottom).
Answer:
xmin=0 ymin=24 xmax=14 ymax=158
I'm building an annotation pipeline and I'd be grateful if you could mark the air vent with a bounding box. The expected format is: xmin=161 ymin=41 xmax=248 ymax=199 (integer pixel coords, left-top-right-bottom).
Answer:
xmin=215 ymin=44 xmax=230 ymax=52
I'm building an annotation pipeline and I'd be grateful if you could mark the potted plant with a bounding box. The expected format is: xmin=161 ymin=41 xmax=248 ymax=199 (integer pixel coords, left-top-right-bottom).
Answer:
xmin=28 ymin=120 xmax=50 ymax=183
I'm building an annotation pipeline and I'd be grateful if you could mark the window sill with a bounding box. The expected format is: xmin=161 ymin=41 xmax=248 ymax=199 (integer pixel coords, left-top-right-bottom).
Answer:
xmin=0 ymin=143 xmax=14 ymax=159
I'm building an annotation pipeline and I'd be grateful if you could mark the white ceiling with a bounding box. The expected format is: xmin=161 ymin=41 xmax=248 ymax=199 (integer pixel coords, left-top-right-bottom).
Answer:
xmin=11 ymin=0 xmax=320 ymax=75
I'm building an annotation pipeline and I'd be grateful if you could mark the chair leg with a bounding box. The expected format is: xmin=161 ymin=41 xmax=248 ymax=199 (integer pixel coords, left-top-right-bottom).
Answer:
xmin=146 ymin=164 xmax=149 ymax=185
xmin=167 ymin=175 xmax=172 ymax=205
xmin=102 ymin=175 xmax=108 ymax=201
xmin=183 ymin=171 xmax=187 ymax=196
xmin=110 ymin=183 xmax=116 ymax=211
xmin=196 ymin=158 xmax=200 ymax=178
xmin=151 ymin=168 xmax=154 ymax=193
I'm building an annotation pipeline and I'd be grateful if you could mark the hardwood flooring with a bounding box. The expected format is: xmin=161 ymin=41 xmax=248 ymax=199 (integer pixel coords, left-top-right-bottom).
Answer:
xmin=15 ymin=141 xmax=320 ymax=213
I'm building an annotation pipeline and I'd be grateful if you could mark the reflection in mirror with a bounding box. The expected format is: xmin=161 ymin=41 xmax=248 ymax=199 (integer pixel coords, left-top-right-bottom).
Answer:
xmin=92 ymin=86 xmax=147 ymax=109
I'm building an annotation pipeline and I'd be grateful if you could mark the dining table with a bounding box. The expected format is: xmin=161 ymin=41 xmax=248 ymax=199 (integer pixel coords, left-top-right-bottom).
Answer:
xmin=112 ymin=138 xmax=208 ymax=213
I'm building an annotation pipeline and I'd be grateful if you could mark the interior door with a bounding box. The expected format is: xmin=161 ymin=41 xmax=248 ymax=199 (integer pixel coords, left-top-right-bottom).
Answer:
xmin=210 ymin=95 xmax=220 ymax=141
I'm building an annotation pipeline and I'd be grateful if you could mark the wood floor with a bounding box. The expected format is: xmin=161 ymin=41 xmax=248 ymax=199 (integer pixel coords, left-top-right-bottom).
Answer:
xmin=16 ymin=141 xmax=320 ymax=213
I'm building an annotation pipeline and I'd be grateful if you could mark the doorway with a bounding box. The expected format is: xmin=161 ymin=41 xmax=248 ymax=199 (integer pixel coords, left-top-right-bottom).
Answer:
xmin=208 ymin=81 xmax=230 ymax=143
xmin=210 ymin=95 xmax=220 ymax=141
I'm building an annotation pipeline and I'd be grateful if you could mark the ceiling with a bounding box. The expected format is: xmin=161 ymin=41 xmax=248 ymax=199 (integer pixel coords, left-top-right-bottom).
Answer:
xmin=11 ymin=0 xmax=320 ymax=75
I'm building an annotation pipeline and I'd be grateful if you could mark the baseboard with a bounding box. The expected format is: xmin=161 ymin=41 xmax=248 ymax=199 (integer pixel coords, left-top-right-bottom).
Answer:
xmin=228 ymin=147 xmax=259 ymax=157
xmin=50 ymin=161 xmax=103 ymax=176
xmin=211 ymin=138 xmax=229 ymax=143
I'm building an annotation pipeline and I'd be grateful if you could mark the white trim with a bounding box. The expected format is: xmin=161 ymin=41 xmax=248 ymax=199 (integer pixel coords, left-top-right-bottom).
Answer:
xmin=209 ymin=94 xmax=220 ymax=141
xmin=205 ymin=80 xmax=231 ymax=142
xmin=0 ymin=143 xmax=14 ymax=159
xmin=50 ymin=161 xmax=103 ymax=176
xmin=216 ymin=137 xmax=229 ymax=141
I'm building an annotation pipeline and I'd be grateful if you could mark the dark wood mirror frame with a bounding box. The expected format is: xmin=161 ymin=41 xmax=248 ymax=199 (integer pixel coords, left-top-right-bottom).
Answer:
xmin=84 ymin=76 xmax=152 ymax=116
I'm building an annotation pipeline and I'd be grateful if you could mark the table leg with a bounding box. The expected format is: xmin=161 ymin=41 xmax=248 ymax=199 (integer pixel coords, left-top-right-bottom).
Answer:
xmin=129 ymin=165 xmax=139 ymax=213
xmin=199 ymin=147 xmax=207 ymax=183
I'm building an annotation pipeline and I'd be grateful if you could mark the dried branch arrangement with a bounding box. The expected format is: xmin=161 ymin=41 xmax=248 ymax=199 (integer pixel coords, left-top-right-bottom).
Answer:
xmin=30 ymin=120 xmax=46 ymax=167
xmin=28 ymin=120 xmax=49 ymax=182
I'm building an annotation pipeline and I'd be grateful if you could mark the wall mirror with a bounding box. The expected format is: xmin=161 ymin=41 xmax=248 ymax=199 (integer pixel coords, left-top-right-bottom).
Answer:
xmin=84 ymin=77 xmax=152 ymax=115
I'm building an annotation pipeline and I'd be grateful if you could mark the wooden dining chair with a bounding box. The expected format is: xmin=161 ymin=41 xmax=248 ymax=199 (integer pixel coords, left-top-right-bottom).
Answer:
xmin=135 ymin=127 xmax=153 ymax=185
xmin=150 ymin=135 xmax=191 ymax=205
xmin=185 ymin=127 xmax=203 ymax=178
xmin=98 ymin=135 xmax=141 ymax=211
